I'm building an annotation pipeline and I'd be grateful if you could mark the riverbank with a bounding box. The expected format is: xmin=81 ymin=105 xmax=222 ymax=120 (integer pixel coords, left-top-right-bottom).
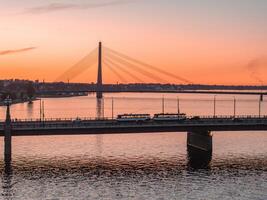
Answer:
xmin=36 ymin=92 xmax=89 ymax=98
xmin=0 ymin=93 xmax=88 ymax=107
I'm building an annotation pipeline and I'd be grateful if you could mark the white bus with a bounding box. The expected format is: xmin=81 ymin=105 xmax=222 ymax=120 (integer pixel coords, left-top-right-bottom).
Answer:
xmin=117 ymin=114 xmax=151 ymax=122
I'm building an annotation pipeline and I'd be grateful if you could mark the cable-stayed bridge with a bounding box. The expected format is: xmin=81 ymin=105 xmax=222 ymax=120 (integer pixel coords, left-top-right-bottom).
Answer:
xmin=52 ymin=42 xmax=266 ymax=100
xmin=55 ymin=42 xmax=193 ymax=85
xmin=1 ymin=42 xmax=267 ymax=164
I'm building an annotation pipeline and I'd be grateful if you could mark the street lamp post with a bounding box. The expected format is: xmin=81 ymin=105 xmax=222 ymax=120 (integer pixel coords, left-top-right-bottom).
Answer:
xmin=111 ymin=97 xmax=114 ymax=120
xmin=162 ymin=95 xmax=165 ymax=114
xmin=177 ymin=97 xmax=180 ymax=114
xmin=233 ymin=97 xmax=236 ymax=118
xmin=213 ymin=95 xmax=217 ymax=117
xmin=42 ymin=100 xmax=45 ymax=121
xmin=39 ymin=99 xmax=42 ymax=121
xmin=259 ymin=97 xmax=261 ymax=118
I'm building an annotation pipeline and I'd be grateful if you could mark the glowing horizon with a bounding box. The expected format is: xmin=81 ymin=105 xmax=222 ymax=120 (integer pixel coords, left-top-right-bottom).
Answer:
xmin=1 ymin=0 xmax=267 ymax=85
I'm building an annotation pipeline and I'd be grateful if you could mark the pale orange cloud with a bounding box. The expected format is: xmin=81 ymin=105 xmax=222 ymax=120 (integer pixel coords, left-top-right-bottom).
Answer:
xmin=24 ymin=0 xmax=139 ymax=14
xmin=0 ymin=47 xmax=37 ymax=56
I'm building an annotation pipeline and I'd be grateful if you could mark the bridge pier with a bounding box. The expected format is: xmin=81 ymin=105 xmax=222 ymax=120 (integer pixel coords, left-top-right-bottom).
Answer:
xmin=187 ymin=130 xmax=212 ymax=168
xmin=4 ymin=100 xmax=12 ymax=163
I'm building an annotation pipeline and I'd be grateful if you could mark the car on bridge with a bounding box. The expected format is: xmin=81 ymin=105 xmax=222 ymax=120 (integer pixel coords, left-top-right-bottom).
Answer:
xmin=72 ymin=117 xmax=83 ymax=124
xmin=231 ymin=118 xmax=243 ymax=122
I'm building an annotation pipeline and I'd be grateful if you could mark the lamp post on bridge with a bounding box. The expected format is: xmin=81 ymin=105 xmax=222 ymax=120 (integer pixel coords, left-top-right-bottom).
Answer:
xmin=162 ymin=95 xmax=165 ymax=114
xmin=39 ymin=99 xmax=42 ymax=121
xmin=213 ymin=95 xmax=217 ymax=117
xmin=177 ymin=96 xmax=180 ymax=114
xmin=233 ymin=96 xmax=236 ymax=118
xmin=111 ymin=97 xmax=114 ymax=120
xmin=259 ymin=97 xmax=262 ymax=118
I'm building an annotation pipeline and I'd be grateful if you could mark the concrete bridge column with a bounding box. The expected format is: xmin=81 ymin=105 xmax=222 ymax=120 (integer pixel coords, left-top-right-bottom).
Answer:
xmin=187 ymin=130 xmax=212 ymax=168
xmin=4 ymin=101 xmax=12 ymax=163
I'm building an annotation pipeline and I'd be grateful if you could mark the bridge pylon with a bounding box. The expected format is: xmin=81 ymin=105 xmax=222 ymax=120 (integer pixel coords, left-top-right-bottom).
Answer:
xmin=96 ymin=42 xmax=103 ymax=99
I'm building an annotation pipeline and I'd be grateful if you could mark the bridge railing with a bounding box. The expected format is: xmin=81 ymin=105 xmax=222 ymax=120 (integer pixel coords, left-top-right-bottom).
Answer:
xmin=7 ymin=118 xmax=267 ymax=130
xmin=1 ymin=116 xmax=267 ymax=130
xmin=190 ymin=115 xmax=267 ymax=119
xmin=0 ymin=115 xmax=267 ymax=124
xmin=0 ymin=117 xmax=113 ymax=123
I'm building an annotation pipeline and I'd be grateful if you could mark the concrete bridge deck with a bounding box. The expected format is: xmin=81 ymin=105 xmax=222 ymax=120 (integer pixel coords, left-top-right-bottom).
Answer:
xmin=1 ymin=115 xmax=267 ymax=136
xmin=1 ymin=115 xmax=267 ymax=163
xmin=38 ymin=89 xmax=267 ymax=96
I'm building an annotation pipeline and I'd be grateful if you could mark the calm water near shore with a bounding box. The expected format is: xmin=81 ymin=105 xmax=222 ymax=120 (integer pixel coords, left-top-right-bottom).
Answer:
xmin=0 ymin=93 xmax=266 ymax=199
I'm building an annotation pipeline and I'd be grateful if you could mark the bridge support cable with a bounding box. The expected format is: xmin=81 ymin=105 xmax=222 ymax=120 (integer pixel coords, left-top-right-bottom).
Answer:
xmin=105 ymin=58 xmax=144 ymax=83
xmin=55 ymin=48 xmax=98 ymax=82
xmin=104 ymin=47 xmax=193 ymax=84
xmin=106 ymin=52 xmax=167 ymax=83
xmin=103 ymin=60 xmax=128 ymax=83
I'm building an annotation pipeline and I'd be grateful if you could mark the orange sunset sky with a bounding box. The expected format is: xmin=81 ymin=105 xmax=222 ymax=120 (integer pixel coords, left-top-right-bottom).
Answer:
xmin=0 ymin=0 xmax=267 ymax=85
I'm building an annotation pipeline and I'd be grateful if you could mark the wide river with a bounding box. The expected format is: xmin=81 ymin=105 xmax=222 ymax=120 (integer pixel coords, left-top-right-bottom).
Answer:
xmin=0 ymin=93 xmax=266 ymax=200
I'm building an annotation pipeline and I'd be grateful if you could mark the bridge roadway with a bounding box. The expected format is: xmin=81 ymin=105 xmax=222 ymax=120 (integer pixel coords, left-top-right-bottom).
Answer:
xmin=38 ymin=89 xmax=267 ymax=96
xmin=1 ymin=115 xmax=267 ymax=136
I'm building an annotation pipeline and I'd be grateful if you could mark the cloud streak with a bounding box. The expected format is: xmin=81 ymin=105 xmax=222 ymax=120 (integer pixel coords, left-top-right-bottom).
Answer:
xmin=25 ymin=0 xmax=138 ymax=14
xmin=0 ymin=47 xmax=37 ymax=56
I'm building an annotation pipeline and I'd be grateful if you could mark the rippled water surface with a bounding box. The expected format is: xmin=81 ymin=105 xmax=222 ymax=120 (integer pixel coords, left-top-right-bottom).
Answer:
xmin=0 ymin=93 xmax=266 ymax=199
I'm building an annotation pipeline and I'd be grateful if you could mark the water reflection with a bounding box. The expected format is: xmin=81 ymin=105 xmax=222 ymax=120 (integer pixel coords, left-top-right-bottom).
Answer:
xmin=96 ymin=98 xmax=104 ymax=119
xmin=95 ymin=135 xmax=103 ymax=157
xmin=0 ymin=93 xmax=266 ymax=199
xmin=1 ymin=93 xmax=267 ymax=120
xmin=187 ymin=148 xmax=212 ymax=170
xmin=0 ymin=155 xmax=266 ymax=199
xmin=0 ymin=155 xmax=266 ymax=175
xmin=2 ymin=162 xmax=13 ymax=199
xmin=26 ymin=102 xmax=34 ymax=119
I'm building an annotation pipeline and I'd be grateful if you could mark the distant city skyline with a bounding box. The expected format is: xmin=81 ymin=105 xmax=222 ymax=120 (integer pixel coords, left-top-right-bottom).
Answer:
xmin=1 ymin=0 xmax=267 ymax=85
